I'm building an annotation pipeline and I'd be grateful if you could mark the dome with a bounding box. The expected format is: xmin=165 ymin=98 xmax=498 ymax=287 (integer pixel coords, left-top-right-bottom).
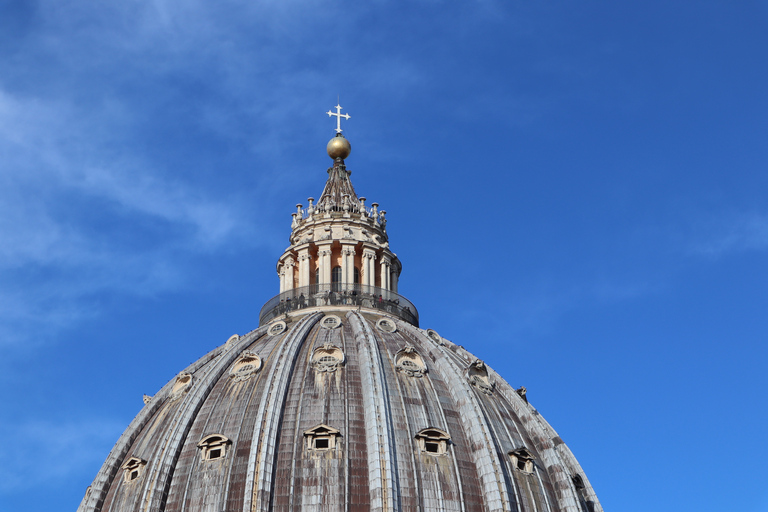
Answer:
xmin=78 ymin=115 xmax=602 ymax=512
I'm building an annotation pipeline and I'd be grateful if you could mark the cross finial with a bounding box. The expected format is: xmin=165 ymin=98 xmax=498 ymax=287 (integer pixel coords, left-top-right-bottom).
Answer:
xmin=326 ymin=104 xmax=351 ymax=133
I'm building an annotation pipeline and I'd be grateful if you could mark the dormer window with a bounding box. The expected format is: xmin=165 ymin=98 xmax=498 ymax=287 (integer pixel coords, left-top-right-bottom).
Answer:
xmin=197 ymin=434 xmax=231 ymax=462
xmin=303 ymin=424 xmax=341 ymax=451
xmin=509 ymin=447 xmax=535 ymax=473
xmin=121 ymin=457 xmax=146 ymax=483
xmin=415 ymin=428 xmax=450 ymax=456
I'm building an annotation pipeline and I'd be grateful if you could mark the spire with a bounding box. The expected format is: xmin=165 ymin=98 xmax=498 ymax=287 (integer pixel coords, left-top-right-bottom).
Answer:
xmin=319 ymin=103 xmax=356 ymax=213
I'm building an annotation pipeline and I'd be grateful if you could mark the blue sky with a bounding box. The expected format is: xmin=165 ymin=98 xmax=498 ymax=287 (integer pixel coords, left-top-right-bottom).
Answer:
xmin=1 ymin=1 xmax=767 ymax=511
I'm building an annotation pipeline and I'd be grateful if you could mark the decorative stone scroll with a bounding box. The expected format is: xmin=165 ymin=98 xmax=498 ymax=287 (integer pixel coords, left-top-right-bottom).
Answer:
xmin=376 ymin=317 xmax=397 ymax=333
xmin=394 ymin=345 xmax=427 ymax=378
xmin=229 ymin=351 xmax=263 ymax=382
xmin=320 ymin=315 xmax=342 ymax=329
xmin=467 ymin=359 xmax=494 ymax=395
xmin=268 ymin=321 xmax=287 ymax=336
xmin=310 ymin=342 xmax=345 ymax=373
xmin=169 ymin=372 xmax=193 ymax=401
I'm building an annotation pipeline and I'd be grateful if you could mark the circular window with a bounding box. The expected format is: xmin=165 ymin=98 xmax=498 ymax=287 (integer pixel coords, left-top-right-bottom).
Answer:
xmin=376 ymin=318 xmax=397 ymax=333
xmin=321 ymin=315 xmax=342 ymax=329
xmin=229 ymin=351 xmax=262 ymax=381
xmin=426 ymin=329 xmax=443 ymax=345
xmin=268 ymin=321 xmax=287 ymax=336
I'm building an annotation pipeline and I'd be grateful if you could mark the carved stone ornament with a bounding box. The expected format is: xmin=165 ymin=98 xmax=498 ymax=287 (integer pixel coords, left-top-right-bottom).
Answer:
xmin=169 ymin=372 xmax=193 ymax=401
xmin=426 ymin=329 xmax=445 ymax=345
xmin=376 ymin=318 xmax=397 ymax=333
xmin=225 ymin=334 xmax=240 ymax=346
xmin=143 ymin=394 xmax=152 ymax=405
xmin=268 ymin=321 xmax=287 ymax=336
xmin=121 ymin=456 xmax=147 ymax=483
xmin=320 ymin=315 xmax=342 ymax=329
xmin=467 ymin=360 xmax=494 ymax=395
xmin=310 ymin=343 xmax=345 ymax=373
xmin=229 ymin=351 xmax=263 ymax=382
xmin=395 ymin=345 xmax=426 ymax=378
xmin=509 ymin=447 xmax=536 ymax=473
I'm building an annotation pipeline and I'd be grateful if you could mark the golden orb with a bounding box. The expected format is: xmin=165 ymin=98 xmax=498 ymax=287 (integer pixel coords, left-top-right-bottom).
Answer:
xmin=327 ymin=134 xmax=351 ymax=160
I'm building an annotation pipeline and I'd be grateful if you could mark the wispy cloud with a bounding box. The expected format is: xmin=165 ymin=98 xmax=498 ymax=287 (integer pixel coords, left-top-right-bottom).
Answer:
xmin=690 ymin=212 xmax=768 ymax=257
xmin=0 ymin=418 xmax=124 ymax=493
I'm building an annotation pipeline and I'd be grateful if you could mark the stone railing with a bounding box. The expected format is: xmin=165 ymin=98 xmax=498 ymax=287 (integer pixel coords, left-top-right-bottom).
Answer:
xmin=259 ymin=284 xmax=419 ymax=326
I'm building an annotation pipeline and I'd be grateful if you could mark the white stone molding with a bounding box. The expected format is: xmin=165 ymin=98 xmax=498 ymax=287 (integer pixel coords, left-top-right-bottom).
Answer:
xmin=348 ymin=311 xmax=400 ymax=512
xmin=394 ymin=345 xmax=427 ymax=378
xmin=267 ymin=321 xmax=287 ymax=336
xmin=415 ymin=428 xmax=450 ymax=456
xmin=303 ymin=424 xmax=342 ymax=451
xmin=229 ymin=351 xmax=263 ymax=382
xmin=243 ymin=313 xmax=320 ymax=512
xmin=310 ymin=343 xmax=346 ymax=373
xmin=320 ymin=314 xmax=342 ymax=329
xmin=197 ymin=434 xmax=231 ymax=462
xmin=169 ymin=372 xmax=193 ymax=401
xmin=467 ymin=359 xmax=494 ymax=395
xmin=121 ymin=457 xmax=147 ymax=483
xmin=297 ymin=248 xmax=311 ymax=288
xmin=375 ymin=317 xmax=396 ymax=333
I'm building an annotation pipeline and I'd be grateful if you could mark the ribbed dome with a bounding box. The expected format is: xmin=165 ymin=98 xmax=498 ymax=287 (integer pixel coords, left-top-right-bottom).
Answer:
xmin=78 ymin=310 xmax=600 ymax=512
xmin=79 ymin=122 xmax=602 ymax=512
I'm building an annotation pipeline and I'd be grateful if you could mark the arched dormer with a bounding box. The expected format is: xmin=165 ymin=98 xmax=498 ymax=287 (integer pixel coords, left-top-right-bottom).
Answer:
xmin=415 ymin=428 xmax=451 ymax=455
xmin=197 ymin=434 xmax=231 ymax=462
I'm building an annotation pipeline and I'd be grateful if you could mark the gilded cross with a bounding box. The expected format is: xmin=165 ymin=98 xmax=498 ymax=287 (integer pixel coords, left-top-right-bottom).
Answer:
xmin=326 ymin=104 xmax=351 ymax=133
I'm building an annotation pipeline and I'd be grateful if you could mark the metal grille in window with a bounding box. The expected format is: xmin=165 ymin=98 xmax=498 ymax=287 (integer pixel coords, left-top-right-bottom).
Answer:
xmin=229 ymin=351 xmax=262 ymax=382
xmin=311 ymin=343 xmax=345 ymax=373
xmin=268 ymin=321 xmax=286 ymax=336
xmin=321 ymin=315 xmax=341 ymax=329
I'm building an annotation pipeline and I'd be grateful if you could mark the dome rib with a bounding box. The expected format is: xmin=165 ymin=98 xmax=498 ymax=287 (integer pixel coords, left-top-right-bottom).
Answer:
xmin=77 ymin=334 xmax=258 ymax=512
xmin=348 ymin=311 xmax=401 ymax=512
xmin=244 ymin=312 xmax=322 ymax=511
xmin=398 ymin=321 xmax=512 ymax=512
xmin=491 ymin=370 xmax=584 ymax=512
xmin=140 ymin=331 xmax=264 ymax=512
